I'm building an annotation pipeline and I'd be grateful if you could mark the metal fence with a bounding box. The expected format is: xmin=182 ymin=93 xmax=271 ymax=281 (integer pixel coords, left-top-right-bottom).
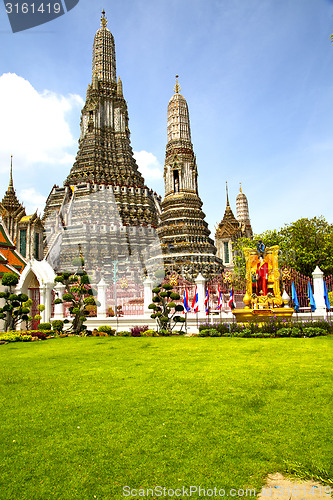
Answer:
xmin=107 ymin=279 xmax=144 ymax=316
xmin=284 ymin=269 xmax=313 ymax=310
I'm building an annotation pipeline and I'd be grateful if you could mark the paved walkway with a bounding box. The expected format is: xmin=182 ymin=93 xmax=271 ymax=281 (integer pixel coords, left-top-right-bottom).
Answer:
xmin=257 ymin=473 xmax=332 ymax=500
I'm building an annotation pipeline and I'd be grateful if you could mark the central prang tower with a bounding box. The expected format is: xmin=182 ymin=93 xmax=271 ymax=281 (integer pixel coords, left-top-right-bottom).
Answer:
xmin=43 ymin=11 xmax=161 ymax=279
xmin=157 ymin=78 xmax=222 ymax=278
xmin=64 ymin=11 xmax=145 ymax=189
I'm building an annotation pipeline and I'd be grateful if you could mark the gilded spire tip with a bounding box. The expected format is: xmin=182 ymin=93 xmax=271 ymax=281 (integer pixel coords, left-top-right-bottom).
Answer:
xmin=239 ymin=182 xmax=242 ymax=193
xmin=101 ymin=9 xmax=107 ymax=28
xmin=9 ymin=155 xmax=13 ymax=190
xmin=174 ymin=75 xmax=181 ymax=94
xmin=226 ymin=181 xmax=230 ymax=206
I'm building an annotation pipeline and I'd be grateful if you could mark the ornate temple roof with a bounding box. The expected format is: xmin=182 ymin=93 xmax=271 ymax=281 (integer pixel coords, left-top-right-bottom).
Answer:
xmin=215 ymin=184 xmax=241 ymax=240
xmin=0 ymin=217 xmax=26 ymax=276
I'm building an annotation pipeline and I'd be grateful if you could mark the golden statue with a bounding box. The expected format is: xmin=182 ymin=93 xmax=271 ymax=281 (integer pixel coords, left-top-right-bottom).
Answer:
xmin=233 ymin=242 xmax=293 ymax=322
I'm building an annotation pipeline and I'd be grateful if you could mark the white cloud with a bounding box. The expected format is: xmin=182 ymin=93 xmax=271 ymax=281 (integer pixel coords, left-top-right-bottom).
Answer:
xmin=19 ymin=188 xmax=46 ymax=216
xmin=0 ymin=73 xmax=83 ymax=171
xmin=134 ymin=150 xmax=163 ymax=180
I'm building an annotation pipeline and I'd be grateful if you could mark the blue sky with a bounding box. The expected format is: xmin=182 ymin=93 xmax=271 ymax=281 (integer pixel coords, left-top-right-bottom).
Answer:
xmin=0 ymin=0 xmax=333 ymax=236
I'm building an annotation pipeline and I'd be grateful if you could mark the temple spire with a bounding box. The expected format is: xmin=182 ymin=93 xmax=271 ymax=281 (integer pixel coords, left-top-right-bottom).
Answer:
xmin=1 ymin=156 xmax=23 ymax=213
xmin=92 ymin=10 xmax=116 ymax=83
xmin=174 ymin=75 xmax=181 ymax=94
xmin=9 ymin=155 xmax=14 ymax=191
xmin=236 ymin=183 xmax=253 ymax=238
xmin=167 ymin=78 xmax=191 ymax=143
xmin=226 ymin=181 xmax=230 ymax=207
xmin=101 ymin=9 xmax=107 ymax=28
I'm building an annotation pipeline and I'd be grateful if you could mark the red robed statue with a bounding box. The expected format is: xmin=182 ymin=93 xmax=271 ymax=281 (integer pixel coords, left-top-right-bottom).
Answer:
xmin=256 ymin=256 xmax=268 ymax=295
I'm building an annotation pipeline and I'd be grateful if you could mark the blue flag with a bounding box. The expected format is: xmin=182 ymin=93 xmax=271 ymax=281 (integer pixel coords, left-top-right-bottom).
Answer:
xmin=307 ymin=282 xmax=316 ymax=312
xmin=183 ymin=288 xmax=190 ymax=313
xmin=323 ymin=281 xmax=331 ymax=311
xmin=291 ymin=282 xmax=299 ymax=312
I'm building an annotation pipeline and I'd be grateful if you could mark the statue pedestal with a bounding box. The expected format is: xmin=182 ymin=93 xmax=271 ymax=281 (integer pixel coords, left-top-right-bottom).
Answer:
xmin=233 ymin=307 xmax=294 ymax=323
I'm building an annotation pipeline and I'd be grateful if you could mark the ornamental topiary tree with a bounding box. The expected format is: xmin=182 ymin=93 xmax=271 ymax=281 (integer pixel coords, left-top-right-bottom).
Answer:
xmin=53 ymin=262 xmax=100 ymax=334
xmin=0 ymin=273 xmax=30 ymax=331
xmin=148 ymin=281 xmax=185 ymax=334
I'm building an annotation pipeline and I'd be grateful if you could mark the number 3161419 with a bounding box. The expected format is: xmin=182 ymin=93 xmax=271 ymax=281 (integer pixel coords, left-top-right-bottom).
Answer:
xmin=5 ymin=3 xmax=62 ymax=14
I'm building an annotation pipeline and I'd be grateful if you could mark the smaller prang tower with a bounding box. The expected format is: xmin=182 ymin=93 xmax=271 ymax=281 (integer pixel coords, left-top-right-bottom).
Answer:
xmin=236 ymin=184 xmax=252 ymax=238
xmin=157 ymin=77 xmax=222 ymax=278
xmin=215 ymin=183 xmax=252 ymax=269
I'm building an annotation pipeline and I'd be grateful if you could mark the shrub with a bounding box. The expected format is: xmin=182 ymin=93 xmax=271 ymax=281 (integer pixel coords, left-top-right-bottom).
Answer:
xmin=38 ymin=323 xmax=52 ymax=331
xmin=27 ymin=331 xmax=47 ymax=340
xmin=206 ymin=328 xmax=220 ymax=337
xmin=52 ymin=320 xmax=64 ymax=332
xmin=141 ymin=329 xmax=158 ymax=337
xmin=199 ymin=329 xmax=211 ymax=337
xmin=63 ymin=293 xmax=74 ymax=302
xmin=0 ymin=333 xmax=27 ymax=342
xmin=276 ymin=328 xmax=292 ymax=337
xmin=217 ymin=323 xmax=232 ymax=335
xmin=98 ymin=325 xmax=115 ymax=335
xmin=80 ymin=275 xmax=90 ymax=285
xmin=117 ymin=330 xmax=130 ymax=336
xmin=310 ymin=320 xmax=332 ymax=333
xmin=159 ymin=329 xmax=170 ymax=336
xmin=84 ymin=296 xmax=96 ymax=306
xmin=303 ymin=327 xmax=326 ymax=337
xmin=130 ymin=325 xmax=149 ymax=337
xmin=290 ymin=327 xmax=302 ymax=337
xmin=35 ymin=331 xmax=47 ymax=340
xmin=1 ymin=273 xmax=19 ymax=287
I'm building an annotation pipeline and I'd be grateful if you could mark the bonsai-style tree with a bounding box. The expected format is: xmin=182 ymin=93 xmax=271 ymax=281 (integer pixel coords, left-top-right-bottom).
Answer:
xmin=148 ymin=281 xmax=185 ymax=334
xmin=53 ymin=259 xmax=99 ymax=334
xmin=0 ymin=273 xmax=31 ymax=331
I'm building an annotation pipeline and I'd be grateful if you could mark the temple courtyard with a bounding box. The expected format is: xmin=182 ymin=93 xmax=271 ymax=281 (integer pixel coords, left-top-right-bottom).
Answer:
xmin=0 ymin=335 xmax=332 ymax=499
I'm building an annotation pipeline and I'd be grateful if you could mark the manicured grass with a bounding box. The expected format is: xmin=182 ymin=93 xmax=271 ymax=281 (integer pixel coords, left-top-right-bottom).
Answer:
xmin=0 ymin=336 xmax=332 ymax=499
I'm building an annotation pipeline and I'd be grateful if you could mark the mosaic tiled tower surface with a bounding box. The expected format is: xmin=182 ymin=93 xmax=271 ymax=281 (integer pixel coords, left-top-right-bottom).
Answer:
xmin=43 ymin=12 xmax=161 ymax=281
xmin=157 ymin=78 xmax=222 ymax=278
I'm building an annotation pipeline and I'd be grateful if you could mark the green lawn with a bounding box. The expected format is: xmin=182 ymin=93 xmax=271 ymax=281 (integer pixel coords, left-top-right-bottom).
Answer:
xmin=0 ymin=337 xmax=332 ymax=500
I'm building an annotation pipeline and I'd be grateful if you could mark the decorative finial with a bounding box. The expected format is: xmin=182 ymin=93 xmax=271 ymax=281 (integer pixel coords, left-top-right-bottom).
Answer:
xmin=174 ymin=75 xmax=181 ymax=94
xmin=101 ymin=9 xmax=107 ymax=28
xmin=9 ymin=155 xmax=14 ymax=190
xmin=226 ymin=181 xmax=230 ymax=206
xmin=239 ymin=182 xmax=242 ymax=193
